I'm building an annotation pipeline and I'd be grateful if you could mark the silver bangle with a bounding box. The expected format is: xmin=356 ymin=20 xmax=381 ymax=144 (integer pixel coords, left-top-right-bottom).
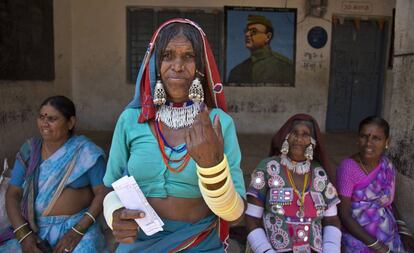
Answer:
xmin=396 ymin=219 xmax=406 ymax=225
xmin=84 ymin=211 xmax=96 ymax=223
xmin=13 ymin=222 xmax=28 ymax=233
xmin=71 ymin=226 xmax=85 ymax=236
xmin=366 ymin=239 xmax=379 ymax=248
xmin=18 ymin=230 xmax=33 ymax=243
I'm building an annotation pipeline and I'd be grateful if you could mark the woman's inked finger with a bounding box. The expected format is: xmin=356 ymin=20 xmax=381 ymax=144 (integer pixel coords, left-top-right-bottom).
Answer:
xmin=213 ymin=114 xmax=223 ymax=141
xmin=199 ymin=109 xmax=212 ymax=127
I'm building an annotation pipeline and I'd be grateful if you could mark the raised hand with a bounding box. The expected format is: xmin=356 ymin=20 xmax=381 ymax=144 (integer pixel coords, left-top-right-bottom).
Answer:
xmin=185 ymin=106 xmax=224 ymax=168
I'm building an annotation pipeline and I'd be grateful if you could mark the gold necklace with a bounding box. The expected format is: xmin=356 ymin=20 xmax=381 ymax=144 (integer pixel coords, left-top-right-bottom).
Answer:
xmin=42 ymin=144 xmax=53 ymax=159
xmin=357 ymin=154 xmax=369 ymax=174
xmin=286 ymin=168 xmax=309 ymax=218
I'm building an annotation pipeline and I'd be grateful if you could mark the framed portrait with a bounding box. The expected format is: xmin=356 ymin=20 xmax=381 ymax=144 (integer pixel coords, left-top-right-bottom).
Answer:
xmin=225 ymin=6 xmax=297 ymax=87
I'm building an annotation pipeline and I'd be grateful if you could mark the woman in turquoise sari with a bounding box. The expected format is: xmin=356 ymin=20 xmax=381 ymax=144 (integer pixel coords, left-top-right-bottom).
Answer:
xmin=0 ymin=96 xmax=108 ymax=253
xmin=103 ymin=19 xmax=246 ymax=252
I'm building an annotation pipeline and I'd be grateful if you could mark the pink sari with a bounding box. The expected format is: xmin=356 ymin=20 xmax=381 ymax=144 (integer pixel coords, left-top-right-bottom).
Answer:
xmin=342 ymin=156 xmax=406 ymax=252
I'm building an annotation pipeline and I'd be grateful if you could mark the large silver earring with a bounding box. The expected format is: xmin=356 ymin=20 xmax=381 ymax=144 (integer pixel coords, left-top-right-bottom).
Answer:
xmin=305 ymin=145 xmax=313 ymax=160
xmin=188 ymin=77 xmax=204 ymax=103
xmin=153 ymin=79 xmax=166 ymax=105
xmin=281 ymin=135 xmax=290 ymax=155
xmin=305 ymin=137 xmax=316 ymax=160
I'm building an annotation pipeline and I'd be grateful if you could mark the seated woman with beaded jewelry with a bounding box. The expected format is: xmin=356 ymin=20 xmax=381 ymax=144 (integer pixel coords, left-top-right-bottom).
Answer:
xmin=245 ymin=114 xmax=341 ymax=253
xmin=337 ymin=116 xmax=414 ymax=253
xmin=0 ymin=96 xmax=109 ymax=253
xmin=102 ymin=19 xmax=246 ymax=252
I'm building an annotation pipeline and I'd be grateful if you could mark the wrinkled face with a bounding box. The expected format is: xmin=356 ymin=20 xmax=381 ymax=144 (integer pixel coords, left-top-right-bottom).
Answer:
xmin=245 ymin=24 xmax=271 ymax=51
xmin=37 ymin=104 xmax=74 ymax=143
xmin=287 ymin=123 xmax=312 ymax=161
xmin=358 ymin=123 xmax=389 ymax=161
xmin=160 ymin=35 xmax=196 ymax=103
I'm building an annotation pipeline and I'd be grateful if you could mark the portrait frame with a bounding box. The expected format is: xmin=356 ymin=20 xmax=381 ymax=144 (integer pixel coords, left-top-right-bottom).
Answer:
xmin=224 ymin=6 xmax=297 ymax=87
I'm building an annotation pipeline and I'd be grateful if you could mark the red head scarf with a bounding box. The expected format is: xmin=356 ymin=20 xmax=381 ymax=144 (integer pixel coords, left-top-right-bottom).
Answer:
xmin=269 ymin=114 xmax=334 ymax=182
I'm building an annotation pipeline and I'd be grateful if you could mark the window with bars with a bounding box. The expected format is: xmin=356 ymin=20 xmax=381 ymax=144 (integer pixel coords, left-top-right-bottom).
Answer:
xmin=126 ymin=7 xmax=223 ymax=83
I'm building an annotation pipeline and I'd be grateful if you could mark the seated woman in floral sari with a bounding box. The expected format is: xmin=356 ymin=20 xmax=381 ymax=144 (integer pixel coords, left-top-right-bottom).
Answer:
xmin=0 ymin=96 xmax=109 ymax=253
xmin=337 ymin=116 xmax=414 ymax=253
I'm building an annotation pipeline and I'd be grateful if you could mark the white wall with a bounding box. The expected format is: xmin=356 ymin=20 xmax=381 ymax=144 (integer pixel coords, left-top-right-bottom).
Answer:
xmin=69 ymin=0 xmax=395 ymax=134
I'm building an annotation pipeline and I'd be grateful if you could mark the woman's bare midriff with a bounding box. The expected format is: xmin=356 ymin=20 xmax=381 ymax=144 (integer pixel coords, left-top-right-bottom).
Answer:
xmin=46 ymin=187 xmax=94 ymax=216
xmin=148 ymin=197 xmax=212 ymax=222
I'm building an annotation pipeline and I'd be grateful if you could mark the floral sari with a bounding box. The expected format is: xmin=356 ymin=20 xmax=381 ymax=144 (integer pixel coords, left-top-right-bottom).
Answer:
xmin=342 ymin=156 xmax=405 ymax=253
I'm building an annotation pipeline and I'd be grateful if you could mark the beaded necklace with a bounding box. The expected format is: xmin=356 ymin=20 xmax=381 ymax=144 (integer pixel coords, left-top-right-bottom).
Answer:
xmin=285 ymin=164 xmax=311 ymax=218
xmin=154 ymin=120 xmax=190 ymax=173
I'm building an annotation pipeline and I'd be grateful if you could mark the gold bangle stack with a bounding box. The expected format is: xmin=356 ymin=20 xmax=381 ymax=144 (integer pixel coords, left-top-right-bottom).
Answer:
xmin=13 ymin=222 xmax=33 ymax=244
xmin=197 ymin=155 xmax=244 ymax=221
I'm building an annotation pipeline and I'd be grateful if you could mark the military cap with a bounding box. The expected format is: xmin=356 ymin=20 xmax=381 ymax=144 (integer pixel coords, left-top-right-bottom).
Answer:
xmin=247 ymin=15 xmax=273 ymax=29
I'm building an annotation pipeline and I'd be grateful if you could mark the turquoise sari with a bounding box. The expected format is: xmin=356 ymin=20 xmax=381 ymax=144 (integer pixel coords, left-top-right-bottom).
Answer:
xmin=0 ymin=135 xmax=108 ymax=253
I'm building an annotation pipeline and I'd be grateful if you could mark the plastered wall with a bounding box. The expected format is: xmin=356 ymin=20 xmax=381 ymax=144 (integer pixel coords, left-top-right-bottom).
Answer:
xmin=0 ymin=0 xmax=72 ymax=163
xmin=0 ymin=0 xmax=396 ymax=161
xmin=388 ymin=0 xmax=414 ymax=231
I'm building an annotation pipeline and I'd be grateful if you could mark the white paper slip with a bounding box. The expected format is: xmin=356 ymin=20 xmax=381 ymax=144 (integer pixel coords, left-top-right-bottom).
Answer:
xmin=112 ymin=176 xmax=164 ymax=236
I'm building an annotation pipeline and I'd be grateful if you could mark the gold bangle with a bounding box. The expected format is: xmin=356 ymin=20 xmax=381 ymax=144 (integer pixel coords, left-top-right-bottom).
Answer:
xmin=199 ymin=176 xmax=232 ymax=197
xmin=201 ymin=174 xmax=244 ymax=221
xmin=206 ymin=184 xmax=236 ymax=205
xmin=204 ymin=191 xmax=238 ymax=213
xmin=218 ymin=195 xmax=244 ymax=221
xmin=221 ymin=194 xmax=244 ymax=216
xmin=196 ymin=155 xmax=228 ymax=176
xmin=13 ymin=222 xmax=28 ymax=233
xmin=214 ymin=191 xmax=240 ymax=214
xmin=84 ymin=211 xmax=96 ymax=223
xmin=197 ymin=166 xmax=229 ymax=185
xmin=18 ymin=230 xmax=33 ymax=244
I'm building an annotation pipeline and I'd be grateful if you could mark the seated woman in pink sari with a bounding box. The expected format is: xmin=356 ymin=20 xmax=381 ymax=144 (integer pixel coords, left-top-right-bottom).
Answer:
xmin=337 ymin=116 xmax=414 ymax=253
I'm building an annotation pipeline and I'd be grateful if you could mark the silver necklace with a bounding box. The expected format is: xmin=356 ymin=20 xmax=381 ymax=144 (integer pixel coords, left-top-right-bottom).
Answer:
xmin=280 ymin=154 xmax=311 ymax=175
xmin=156 ymin=102 xmax=201 ymax=129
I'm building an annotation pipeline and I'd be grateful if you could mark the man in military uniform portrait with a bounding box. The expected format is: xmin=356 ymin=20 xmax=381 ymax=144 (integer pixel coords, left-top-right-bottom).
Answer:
xmin=227 ymin=14 xmax=294 ymax=85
